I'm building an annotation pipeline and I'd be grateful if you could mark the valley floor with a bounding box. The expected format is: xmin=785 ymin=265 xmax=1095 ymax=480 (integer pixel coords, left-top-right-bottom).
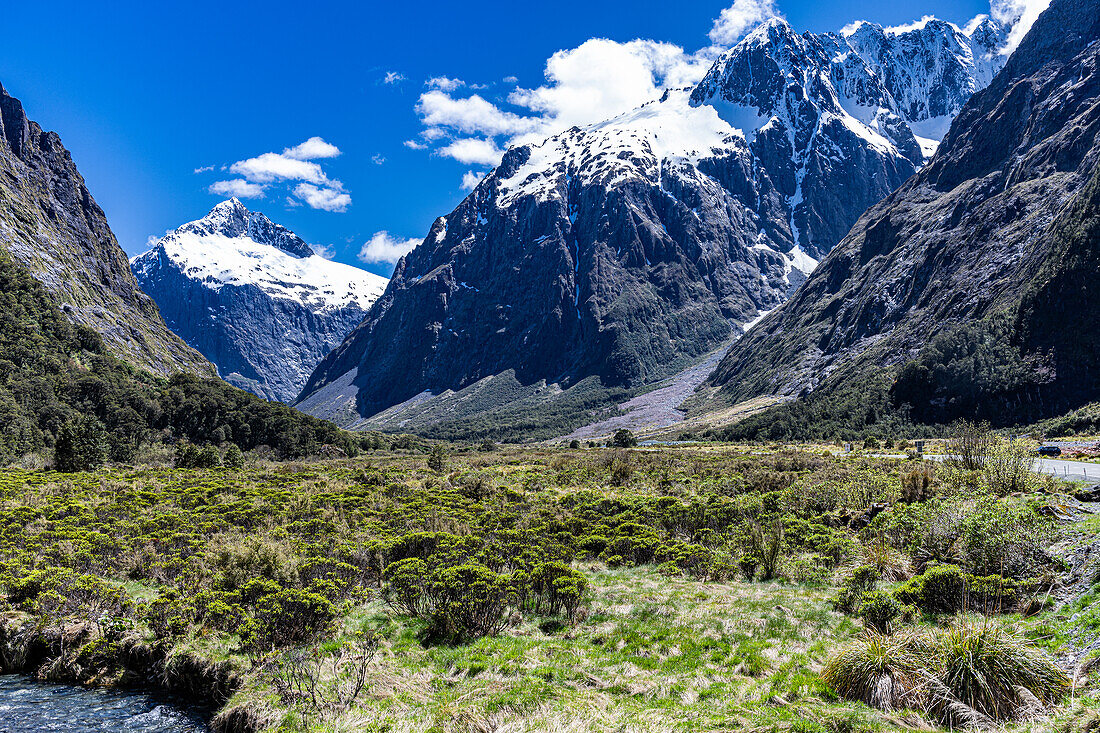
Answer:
xmin=0 ymin=443 xmax=1097 ymax=731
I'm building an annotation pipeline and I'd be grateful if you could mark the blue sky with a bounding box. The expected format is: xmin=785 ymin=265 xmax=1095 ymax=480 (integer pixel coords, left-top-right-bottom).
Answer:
xmin=1 ymin=0 xmax=996 ymax=278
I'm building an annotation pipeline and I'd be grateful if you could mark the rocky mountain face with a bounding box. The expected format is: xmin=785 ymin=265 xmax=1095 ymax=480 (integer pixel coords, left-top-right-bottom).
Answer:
xmin=298 ymin=16 xmax=1007 ymax=426
xmin=132 ymin=199 xmax=387 ymax=403
xmin=0 ymin=82 xmax=212 ymax=377
xmin=706 ymin=0 xmax=1100 ymax=426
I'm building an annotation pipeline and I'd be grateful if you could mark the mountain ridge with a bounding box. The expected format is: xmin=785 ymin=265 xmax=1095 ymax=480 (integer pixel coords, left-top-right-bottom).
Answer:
xmin=0 ymin=81 xmax=212 ymax=378
xmin=705 ymin=0 xmax=1100 ymax=437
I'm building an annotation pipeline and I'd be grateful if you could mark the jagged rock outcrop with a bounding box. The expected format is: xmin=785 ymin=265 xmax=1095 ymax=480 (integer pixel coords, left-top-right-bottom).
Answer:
xmin=706 ymin=0 xmax=1100 ymax=425
xmin=132 ymin=200 xmax=387 ymax=403
xmin=0 ymin=82 xmax=211 ymax=377
xmin=298 ymin=16 xmax=1007 ymax=426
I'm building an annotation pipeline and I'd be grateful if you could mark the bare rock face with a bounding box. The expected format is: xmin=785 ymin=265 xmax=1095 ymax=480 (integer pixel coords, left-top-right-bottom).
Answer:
xmin=132 ymin=200 xmax=387 ymax=403
xmin=298 ymin=17 xmax=1007 ymax=426
xmin=706 ymin=0 xmax=1100 ymax=418
xmin=0 ymin=82 xmax=212 ymax=377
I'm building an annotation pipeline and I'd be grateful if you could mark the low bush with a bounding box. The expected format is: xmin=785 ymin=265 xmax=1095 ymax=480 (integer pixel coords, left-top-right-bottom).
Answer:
xmin=858 ymin=590 xmax=902 ymax=634
xmin=241 ymin=588 xmax=338 ymax=651
xmin=426 ymin=563 xmax=512 ymax=643
xmin=894 ymin=564 xmax=967 ymax=614
xmin=835 ymin=565 xmax=879 ymax=614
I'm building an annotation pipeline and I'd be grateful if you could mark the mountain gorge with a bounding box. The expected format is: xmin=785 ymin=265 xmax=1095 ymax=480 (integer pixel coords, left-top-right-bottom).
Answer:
xmin=706 ymin=0 xmax=1100 ymax=438
xmin=298 ymin=16 xmax=1007 ymax=437
xmin=132 ymin=199 xmax=387 ymax=403
xmin=0 ymin=83 xmax=211 ymax=377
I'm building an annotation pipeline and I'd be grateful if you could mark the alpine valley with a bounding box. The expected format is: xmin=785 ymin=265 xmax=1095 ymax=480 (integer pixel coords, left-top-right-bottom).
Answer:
xmin=296 ymin=15 xmax=1010 ymax=439
xmin=3 ymin=1 xmax=1100 ymax=732
xmin=131 ymin=199 xmax=388 ymax=403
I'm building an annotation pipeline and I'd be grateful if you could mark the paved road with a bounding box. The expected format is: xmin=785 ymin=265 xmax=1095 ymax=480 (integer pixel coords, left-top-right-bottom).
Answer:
xmin=865 ymin=452 xmax=1100 ymax=483
xmin=1030 ymin=458 xmax=1099 ymax=483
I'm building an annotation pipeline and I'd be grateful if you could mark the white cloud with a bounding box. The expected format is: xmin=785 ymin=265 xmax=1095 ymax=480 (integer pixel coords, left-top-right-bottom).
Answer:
xmin=209 ymin=179 xmax=266 ymax=198
xmin=883 ymin=15 xmax=936 ymax=35
xmin=506 ymin=39 xmax=713 ymax=142
xmin=410 ymin=38 xmax=714 ymax=173
xmin=311 ymin=243 xmax=336 ymax=259
xmin=371 ymin=153 xmax=386 ymax=165
xmin=438 ymin=138 xmax=505 ymax=166
xmin=193 ymin=164 xmax=215 ymax=174
xmin=384 ymin=71 xmax=405 ymax=84
xmin=427 ymin=76 xmax=465 ymax=92
xmin=283 ymin=136 xmax=341 ymax=160
xmin=963 ymin=13 xmax=990 ymax=35
xmin=708 ymin=0 xmax=781 ymax=46
xmin=991 ymin=0 xmax=1051 ymax=53
xmin=460 ymin=170 xmax=485 ymax=191
xmin=215 ymin=138 xmax=349 ymax=210
xmin=293 ymin=183 xmax=351 ymax=212
xmin=230 ymin=153 xmax=330 ymax=185
xmin=359 ymin=231 xmax=421 ymax=264
xmin=503 ymin=75 xmax=519 ymax=84
xmin=416 ymin=91 xmax=537 ymax=137
xmin=839 ymin=20 xmax=867 ymax=36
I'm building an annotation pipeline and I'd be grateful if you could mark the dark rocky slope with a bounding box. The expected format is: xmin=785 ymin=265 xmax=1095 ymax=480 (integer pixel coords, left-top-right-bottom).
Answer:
xmin=0 ymin=82 xmax=211 ymax=377
xmin=706 ymin=0 xmax=1100 ymax=434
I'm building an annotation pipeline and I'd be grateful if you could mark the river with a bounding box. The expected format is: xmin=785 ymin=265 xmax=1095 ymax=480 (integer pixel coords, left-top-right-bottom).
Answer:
xmin=0 ymin=674 xmax=209 ymax=732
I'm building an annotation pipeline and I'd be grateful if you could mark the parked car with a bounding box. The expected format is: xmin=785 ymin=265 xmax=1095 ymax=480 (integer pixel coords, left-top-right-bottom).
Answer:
xmin=1038 ymin=445 xmax=1062 ymax=457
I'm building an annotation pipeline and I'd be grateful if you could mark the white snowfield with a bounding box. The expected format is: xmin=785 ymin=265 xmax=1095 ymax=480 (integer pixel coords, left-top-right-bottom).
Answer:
xmin=132 ymin=200 xmax=388 ymax=312
xmin=497 ymin=89 xmax=743 ymax=206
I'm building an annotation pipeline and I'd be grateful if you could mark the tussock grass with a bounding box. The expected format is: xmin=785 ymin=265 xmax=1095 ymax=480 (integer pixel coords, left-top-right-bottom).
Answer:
xmin=825 ymin=618 xmax=1070 ymax=727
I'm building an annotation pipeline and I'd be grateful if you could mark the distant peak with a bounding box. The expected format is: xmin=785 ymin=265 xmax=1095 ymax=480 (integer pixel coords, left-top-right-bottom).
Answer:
xmin=167 ymin=199 xmax=315 ymax=258
xmin=745 ymin=16 xmax=795 ymax=43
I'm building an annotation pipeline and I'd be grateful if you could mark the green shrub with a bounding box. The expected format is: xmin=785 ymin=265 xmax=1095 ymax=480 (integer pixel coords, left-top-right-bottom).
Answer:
xmin=781 ymin=553 xmax=832 ymax=584
xmin=176 ymin=442 xmax=221 ymax=468
xmin=427 ymin=444 xmax=448 ymax=472
xmin=858 ymin=590 xmax=901 ymax=634
xmin=426 ymin=563 xmax=512 ymax=643
xmin=611 ymin=429 xmax=638 ymax=448
xmin=960 ymin=496 xmax=1052 ymax=578
xmin=835 ymin=565 xmax=879 ymax=613
xmin=222 ymin=443 xmax=245 ymax=468
xmin=520 ymin=561 xmax=587 ymax=621
xmin=381 ymin=558 xmax=431 ymax=616
xmin=748 ymin=520 xmax=784 ymax=581
xmin=894 ymin=564 xmax=967 ymax=614
xmin=54 ymin=416 xmax=108 ymax=472
xmin=241 ymin=588 xmax=338 ymax=650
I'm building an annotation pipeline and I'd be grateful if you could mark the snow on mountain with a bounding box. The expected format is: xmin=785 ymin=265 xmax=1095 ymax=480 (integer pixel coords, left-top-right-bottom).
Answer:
xmin=132 ymin=199 xmax=387 ymax=403
xmin=133 ymin=199 xmax=386 ymax=311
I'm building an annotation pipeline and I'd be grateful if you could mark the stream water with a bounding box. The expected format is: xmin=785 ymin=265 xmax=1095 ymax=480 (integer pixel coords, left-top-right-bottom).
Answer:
xmin=0 ymin=674 xmax=209 ymax=732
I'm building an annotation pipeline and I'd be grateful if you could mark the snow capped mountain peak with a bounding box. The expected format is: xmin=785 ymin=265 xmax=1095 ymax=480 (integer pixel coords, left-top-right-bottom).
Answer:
xmin=132 ymin=201 xmax=387 ymax=312
xmin=177 ymin=199 xmax=315 ymax=259
xmin=131 ymin=201 xmax=389 ymax=403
